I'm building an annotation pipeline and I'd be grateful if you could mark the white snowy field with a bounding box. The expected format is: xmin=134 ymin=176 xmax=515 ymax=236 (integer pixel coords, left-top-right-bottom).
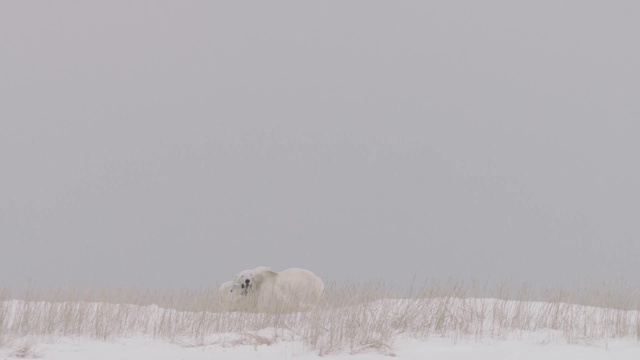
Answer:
xmin=1 ymin=334 xmax=640 ymax=360
xmin=1 ymin=284 xmax=640 ymax=359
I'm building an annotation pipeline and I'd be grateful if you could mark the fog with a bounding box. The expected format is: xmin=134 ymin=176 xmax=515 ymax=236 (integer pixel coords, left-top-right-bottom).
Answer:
xmin=1 ymin=1 xmax=638 ymax=289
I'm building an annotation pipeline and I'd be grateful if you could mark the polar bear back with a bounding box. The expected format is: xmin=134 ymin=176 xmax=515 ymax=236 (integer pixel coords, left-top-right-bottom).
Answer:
xmin=255 ymin=268 xmax=324 ymax=312
xmin=275 ymin=268 xmax=324 ymax=296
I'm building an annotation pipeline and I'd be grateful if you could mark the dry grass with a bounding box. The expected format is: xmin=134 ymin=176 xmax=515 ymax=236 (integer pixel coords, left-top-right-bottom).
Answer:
xmin=1 ymin=281 xmax=639 ymax=354
xmin=9 ymin=341 xmax=42 ymax=359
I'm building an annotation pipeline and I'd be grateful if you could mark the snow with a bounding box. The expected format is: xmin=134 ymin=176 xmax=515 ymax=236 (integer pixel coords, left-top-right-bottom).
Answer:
xmin=2 ymin=298 xmax=640 ymax=359
xmin=2 ymin=335 xmax=640 ymax=359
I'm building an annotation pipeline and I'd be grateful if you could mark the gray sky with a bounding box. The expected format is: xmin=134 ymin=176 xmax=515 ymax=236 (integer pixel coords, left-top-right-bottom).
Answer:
xmin=1 ymin=1 xmax=639 ymax=290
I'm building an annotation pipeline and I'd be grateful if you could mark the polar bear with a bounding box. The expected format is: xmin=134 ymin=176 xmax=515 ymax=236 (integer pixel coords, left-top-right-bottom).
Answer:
xmin=217 ymin=281 xmax=239 ymax=308
xmin=233 ymin=266 xmax=274 ymax=295
xmin=232 ymin=267 xmax=324 ymax=312
xmin=219 ymin=280 xmax=261 ymax=311
xmin=218 ymin=281 xmax=239 ymax=295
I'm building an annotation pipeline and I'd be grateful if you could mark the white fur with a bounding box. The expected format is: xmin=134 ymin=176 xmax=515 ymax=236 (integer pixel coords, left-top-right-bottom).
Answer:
xmin=218 ymin=281 xmax=242 ymax=309
xmin=234 ymin=266 xmax=273 ymax=295
xmin=232 ymin=267 xmax=324 ymax=312
xmin=218 ymin=281 xmax=238 ymax=295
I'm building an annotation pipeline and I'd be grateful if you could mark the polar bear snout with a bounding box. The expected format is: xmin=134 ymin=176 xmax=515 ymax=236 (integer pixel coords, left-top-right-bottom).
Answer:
xmin=239 ymin=278 xmax=253 ymax=295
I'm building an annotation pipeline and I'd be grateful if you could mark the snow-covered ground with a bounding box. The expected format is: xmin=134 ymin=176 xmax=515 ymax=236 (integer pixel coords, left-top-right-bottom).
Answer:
xmin=2 ymin=296 xmax=640 ymax=359
xmin=1 ymin=334 xmax=640 ymax=359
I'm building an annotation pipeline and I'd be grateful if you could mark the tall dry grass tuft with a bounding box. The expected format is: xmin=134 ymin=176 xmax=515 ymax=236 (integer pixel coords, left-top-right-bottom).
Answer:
xmin=1 ymin=281 xmax=639 ymax=354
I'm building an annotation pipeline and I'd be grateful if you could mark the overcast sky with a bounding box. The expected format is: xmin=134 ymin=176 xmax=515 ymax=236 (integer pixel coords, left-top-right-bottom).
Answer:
xmin=1 ymin=1 xmax=639 ymax=290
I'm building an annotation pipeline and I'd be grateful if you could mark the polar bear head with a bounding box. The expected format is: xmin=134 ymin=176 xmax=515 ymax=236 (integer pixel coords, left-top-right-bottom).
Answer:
xmin=219 ymin=281 xmax=241 ymax=296
xmin=233 ymin=266 xmax=277 ymax=295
